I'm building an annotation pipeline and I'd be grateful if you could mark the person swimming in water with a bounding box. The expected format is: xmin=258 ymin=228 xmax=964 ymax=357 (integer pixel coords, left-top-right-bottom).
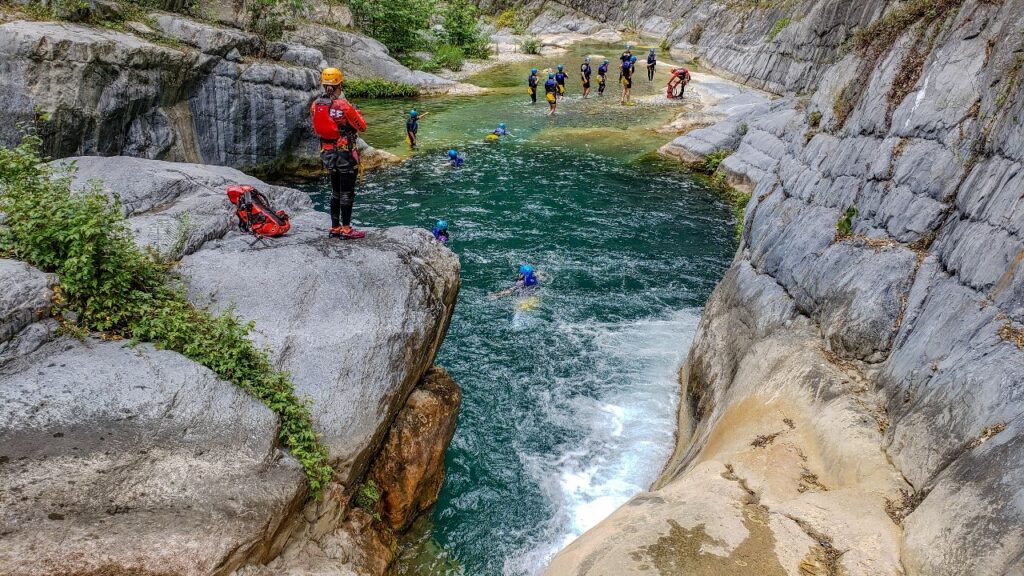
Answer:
xmin=432 ymin=219 xmax=450 ymax=244
xmin=646 ymin=48 xmax=657 ymax=81
xmin=555 ymin=64 xmax=568 ymax=98
xmin=493 ymin=122 xmax=507 ymax=136
xmin=597 ymin=59 xmax=609 ymax=96
xmin=621 ymin=55 xmax=635 ymax=105
xmin=544 ymin=72 xmax=558 ymax=115
xmin=405 ymin=108 xmax=429 ymax=149
xmin=491 ymin=264 xmax=542 ymax=298
xmin=447 ymin=148 xmax=464 ymax=168
xmin=580 ymin=57 xmax=592 ymax=99
xmin=528 ymin=67 xmax=539 ymax=104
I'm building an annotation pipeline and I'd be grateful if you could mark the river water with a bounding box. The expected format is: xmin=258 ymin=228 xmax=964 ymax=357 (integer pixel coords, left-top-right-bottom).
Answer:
xmin=305 ymin=44 xmax=736 ymax=575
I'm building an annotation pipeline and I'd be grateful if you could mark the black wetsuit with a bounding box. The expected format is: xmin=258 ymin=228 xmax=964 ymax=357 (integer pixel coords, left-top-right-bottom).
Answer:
xmin=580 ymin=62 xmax=592 ymax=89
xmin=597 ymin=63 xmax=608 ymax=95
xmin=528 ymin=73 xmax=538 ymax=103
xmin=647 ymin=53 xmax=656 ymax=81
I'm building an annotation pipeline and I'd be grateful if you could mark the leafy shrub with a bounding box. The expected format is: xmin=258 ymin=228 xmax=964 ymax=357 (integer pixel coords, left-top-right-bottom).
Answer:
xmin=432 ymin=44 xmax=465 ymax=71
xmin=495 ymin=7 xmax=526 ymax=33
xmin=702 ymin=149 xmax=732 ymax=174
xmin=808 ymin=110 xmax=823 ymax=128
xmin=442 ymin=0 xmax=490 ymax=58
xmin=245 ymin=0 xmax=306 ymax=40
xmin=767 ymin=17 xmax=791 ymax=41
xmin=351 ymin=0 xmax=435 ymax=55
xmin=344 ymin=78 xmax=420 ymax=98
xmin=852 ymin=0 xmax=964 ymax=61
xmin=520 ymin=36 xmax=542 ymax=55
xmin=0 ymin=136 xmax=333 ymax=498
xmin=354 ymin=479 xmax=382 ymax=510
xmin=659 ymin=37 xmax=671 ymax=52
xmin=836 ymin=205 xmax=858 ymax=238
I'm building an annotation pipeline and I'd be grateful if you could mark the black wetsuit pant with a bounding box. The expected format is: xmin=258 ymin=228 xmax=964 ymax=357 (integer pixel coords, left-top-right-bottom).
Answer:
xmin=598 ymin=77 xmax=606 ymax=94
xmin=647 ymin=64 xmax=655 ymax=81
xmin=530 ymin=86 xmax=537 ymax=103
xmin=330 ymin=169 xmax=357 ymax=227
xmin=322 ymin=147 xmax=358 ymax=227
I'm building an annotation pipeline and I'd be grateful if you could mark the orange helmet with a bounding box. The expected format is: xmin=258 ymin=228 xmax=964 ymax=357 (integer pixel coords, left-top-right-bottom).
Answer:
xmin=321 ymin=67 xmax=344 ymax=86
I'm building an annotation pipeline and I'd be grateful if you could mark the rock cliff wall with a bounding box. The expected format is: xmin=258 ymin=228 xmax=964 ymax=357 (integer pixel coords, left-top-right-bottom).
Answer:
xmin=0 ymin=158 xmax=462 ymax=576
xmin=547 ymin=1 xmax=1024 ymax=575
xmin=0 ymin=6 xmax=452 ymax=171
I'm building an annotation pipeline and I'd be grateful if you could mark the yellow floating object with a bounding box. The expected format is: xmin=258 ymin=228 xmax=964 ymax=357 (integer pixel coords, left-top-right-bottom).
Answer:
xmin=516 ymin=296 xmax=541 ymax=311
xmin=486 ymin=133 xmax=499 ymax=141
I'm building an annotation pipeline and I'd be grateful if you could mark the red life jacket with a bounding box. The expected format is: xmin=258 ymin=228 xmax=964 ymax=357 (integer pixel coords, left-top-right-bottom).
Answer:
xmin=311 ymin=96 xmax=356 ymax=151
xmin=226 ymin=185 xmax=291 ymax=238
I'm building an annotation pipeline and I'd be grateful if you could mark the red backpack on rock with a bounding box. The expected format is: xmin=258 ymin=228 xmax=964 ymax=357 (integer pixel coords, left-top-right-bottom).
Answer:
xmin=226 ymin=185 xmax=291 ymax=238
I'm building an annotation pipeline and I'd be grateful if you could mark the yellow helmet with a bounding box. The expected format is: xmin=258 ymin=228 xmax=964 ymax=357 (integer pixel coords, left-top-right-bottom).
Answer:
xmin=321 ymin=67 xmax=344 ymax=86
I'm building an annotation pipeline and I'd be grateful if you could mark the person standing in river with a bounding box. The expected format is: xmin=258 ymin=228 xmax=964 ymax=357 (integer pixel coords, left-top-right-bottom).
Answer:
xmin=597 ymin=59 xmax=609 ymax=96
xmin=646 ymin=48 xmax=657 ymax=81
xmin=555 ymin=64 xmax=568 ymax=99
xmin=580 ymin=57 xmax=593 ymax=99
xmin=405 ymin=109 xmax=429 ymax=150
xmin=311 ymin=67 xmax=368 ymax=239
xmin=544 ymin=72 xmax=558 ymax=115
xmin=528 ymin=67 xmax=539 ymax=104
xmin=618 ymin=45 xmax=632 ymax=83
xmin=620 ymin=56 xmax=634 ymax=105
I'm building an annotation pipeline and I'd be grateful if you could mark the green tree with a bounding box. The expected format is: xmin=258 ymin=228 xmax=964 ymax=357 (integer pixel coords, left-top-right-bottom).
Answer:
xmin=350 ymin=0 xmax=435 ymax=55
xmin=441 ymin=0 xmax=490 ymax=58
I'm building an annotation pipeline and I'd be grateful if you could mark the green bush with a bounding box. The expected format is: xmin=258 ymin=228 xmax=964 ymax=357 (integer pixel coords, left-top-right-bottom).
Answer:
xmin=351 ymin=0 xmax=435 ymax=55
xmin=836 ymin=205 xmax=858 ymax=238
xmin=354 ymin=479 xmax=382 ymax=510
xmin=852 ymin=0 xmax=964 ymax=60
xmin=808 ymin=110 xmax=823 ymax=128
xmin=766 ymin=17 xmax=791 ymax=41
xmin=0 ymin=136 xmax=333 ymax=498
xmin=659 ymin=37 xmax=671 ymax=52
xmin=344 ymin=78 xmax=420 ymax=98
xmin=520 ymin=36 xmax=542 ymax=55
xmin=432 ymin=44 xmax=465 ymax=71
xmin=442 ymin=0 xmax=491 ymax=58
xmin=701 ymin=149 xmax=732 ymax=174
xmin=495 ymin=7 xmax=526 ymax=33
xmin=245 ymin=0 xmax=306 ymax=40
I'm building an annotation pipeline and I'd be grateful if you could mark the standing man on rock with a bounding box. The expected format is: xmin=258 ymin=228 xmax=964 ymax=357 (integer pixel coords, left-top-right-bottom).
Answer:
xmin=311 ymin=67 xmax=367 ymax=239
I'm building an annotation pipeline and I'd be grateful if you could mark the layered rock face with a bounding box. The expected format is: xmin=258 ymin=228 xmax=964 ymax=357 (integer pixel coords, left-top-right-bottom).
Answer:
xmin=0 ymin=9 xmax=450 ymax=170
xmin=0 ymin=158 xmax=461 ymax=575
xmin=548 ymin=1 xmax=1024 ymax=575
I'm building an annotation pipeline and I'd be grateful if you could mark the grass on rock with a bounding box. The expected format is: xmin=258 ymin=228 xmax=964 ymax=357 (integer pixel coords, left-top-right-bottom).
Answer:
xmin=0 ymin=136 xmax=333 ymax=498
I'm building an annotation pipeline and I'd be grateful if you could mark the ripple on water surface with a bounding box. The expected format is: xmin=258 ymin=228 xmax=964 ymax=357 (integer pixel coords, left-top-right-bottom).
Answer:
xmin=305 ymin=70 xmax=735 ymax=575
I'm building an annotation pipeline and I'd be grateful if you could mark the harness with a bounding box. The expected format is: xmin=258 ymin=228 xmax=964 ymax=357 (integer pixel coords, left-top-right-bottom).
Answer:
xmin=312 ymin=96 xmax=357 ymax=152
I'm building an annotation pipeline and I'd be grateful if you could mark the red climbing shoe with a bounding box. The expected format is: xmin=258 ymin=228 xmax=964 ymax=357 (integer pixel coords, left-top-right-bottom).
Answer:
xmin=330 ymin=226 xmax=365 ymax=239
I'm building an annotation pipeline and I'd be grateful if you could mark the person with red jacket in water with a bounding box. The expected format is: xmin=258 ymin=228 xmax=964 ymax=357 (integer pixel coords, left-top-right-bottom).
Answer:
xmin=310 ymin=67 xmax=368 ymax=239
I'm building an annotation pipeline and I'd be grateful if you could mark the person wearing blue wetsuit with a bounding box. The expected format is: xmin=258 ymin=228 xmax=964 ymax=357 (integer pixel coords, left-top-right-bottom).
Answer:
xmin=528 ymin=68 xmax=539 ymax=104
xmin=597 ymin=59 xmax=609 ymax=96
xmin=647 ymin=48 xmax=657 ymax=81
xmin=544 ymin=73 xmax=558 ymax=115
xmin=555 ymin=64 xmax=568 ymax=98
xmin=447 ymin=148 xmax=464 ymax=168
xmin=580 ymin=57 xmax=592 ymax=98
xmin=432 ymin=219 xmax=449 ymax=244
xmin=406 ymin=108 xmax=429 ymax=149
xmin=492 ymin=264 xmax=541 ymax=298
xmin=493 ymin=123 xmax=507 ymax=136
xmin=621 ymin=56 xmax=634 ymax=104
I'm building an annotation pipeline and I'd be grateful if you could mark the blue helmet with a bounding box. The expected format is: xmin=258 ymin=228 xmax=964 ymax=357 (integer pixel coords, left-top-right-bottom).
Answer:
xmin=630 ymin=55 xmax=637 ymax=62
xmin=625 ymin=44 xmax=632 ymax=50
xmin=519 ymin=264 xmax=535 ymax=276
xmin=557 ymin=64 xmax=564 ymax=71
xmin=603 ymin=59 xmax=609 ymax=64
xmin=409 ymin=109 xmax=418 ymax=117
xmin=649 ymin=48 xmax=655 ymax=53
xmin=448 ymin=149 xmax=457 ymax=159
xmin=499 ymin=122 xmax=506 ymax=129
xmin=584 ymin=56 xmax=591 ymax=62
xmin=531 ymin=67 xmax=538 ymax=74
xmin=548 ymin=72 xmax=555 ymax=79
xmin=436 ymin=219 xmax=448 ymax=230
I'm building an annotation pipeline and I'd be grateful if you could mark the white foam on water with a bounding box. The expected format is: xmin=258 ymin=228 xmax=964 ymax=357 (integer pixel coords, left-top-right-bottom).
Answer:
xmin=503 ymin=309 xmax=703 ymax=576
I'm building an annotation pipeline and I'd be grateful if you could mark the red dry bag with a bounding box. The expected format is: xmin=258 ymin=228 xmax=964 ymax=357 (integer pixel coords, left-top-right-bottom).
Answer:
xmin=226 ymin=185 xmax=291 ymax=238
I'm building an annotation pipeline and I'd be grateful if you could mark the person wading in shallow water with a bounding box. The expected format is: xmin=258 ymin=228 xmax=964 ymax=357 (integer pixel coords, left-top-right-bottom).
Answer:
xmin=646 ymin=48 xmax=657 ymax=81
xmin=528 ymin=68 xmax=539 ymax=104
xmin=597 ymin=59 xmax=609 ymax=96
xmin=311 ymin=67 xmax=368 ymax=239
xmin=545 ymin=72 xmax=558 ymax=115
xmin=580 ymin=57 xmax=593 ymax=99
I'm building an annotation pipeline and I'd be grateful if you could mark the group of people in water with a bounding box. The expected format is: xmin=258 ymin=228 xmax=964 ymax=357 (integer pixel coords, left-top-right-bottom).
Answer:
xmin=528 ymin=45 xmax=673 ymax=113
xmin=309 ymin=45 xmax=690 ymax=292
